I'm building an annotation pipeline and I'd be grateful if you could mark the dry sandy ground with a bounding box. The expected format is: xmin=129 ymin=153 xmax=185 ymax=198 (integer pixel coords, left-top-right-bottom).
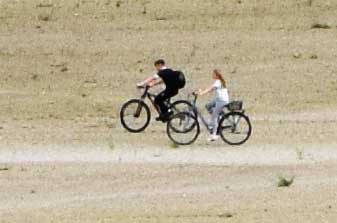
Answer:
xmin=1 ymin=116 xmax=337 ymax=223
xmin=1 ymin=159 xmax=337 ymax=223
xmin=1 ymin=0 xmax=337 ymax=222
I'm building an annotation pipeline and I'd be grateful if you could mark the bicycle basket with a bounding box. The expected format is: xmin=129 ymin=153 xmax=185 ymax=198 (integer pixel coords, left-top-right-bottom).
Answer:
xmin=228 ymin=101 xmax=243 ymax=111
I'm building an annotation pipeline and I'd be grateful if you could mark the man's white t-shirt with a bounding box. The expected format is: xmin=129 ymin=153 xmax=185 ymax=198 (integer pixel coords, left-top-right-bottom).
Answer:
xmin=213 ymin=80 xmax=229 ymax=102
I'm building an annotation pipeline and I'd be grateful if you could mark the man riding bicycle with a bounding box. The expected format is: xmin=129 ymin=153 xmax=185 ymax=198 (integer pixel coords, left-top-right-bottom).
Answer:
xmin=136 ymin=59 xmax=185 ymax=122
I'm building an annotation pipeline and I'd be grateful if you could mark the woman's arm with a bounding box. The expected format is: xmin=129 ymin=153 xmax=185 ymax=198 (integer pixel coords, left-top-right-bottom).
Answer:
xmin=198 ymin=84 xmax=215 ymax=96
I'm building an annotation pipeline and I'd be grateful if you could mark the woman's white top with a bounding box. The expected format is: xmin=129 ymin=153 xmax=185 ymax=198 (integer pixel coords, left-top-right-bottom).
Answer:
xmin=213 ymin=80 xmax=229 ymax=102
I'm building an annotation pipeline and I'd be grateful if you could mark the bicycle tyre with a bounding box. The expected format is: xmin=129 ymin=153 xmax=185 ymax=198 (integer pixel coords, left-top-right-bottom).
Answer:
xmin=167 ymin=112 xmax=200 ymax=146
xmin=170 ymin=100 xmax=195 ymax=116
xmin=120 ymin=99 xmax=151 ymax=133
xmin=218 ymin=112 xmax=252 ymax=145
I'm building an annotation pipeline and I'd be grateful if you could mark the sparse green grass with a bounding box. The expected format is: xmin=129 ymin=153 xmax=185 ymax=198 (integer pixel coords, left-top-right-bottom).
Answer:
xmin=169 ymin=142 xmax=179 ymax=149
xmin=277 ymin=175 xmax=295 ymax=187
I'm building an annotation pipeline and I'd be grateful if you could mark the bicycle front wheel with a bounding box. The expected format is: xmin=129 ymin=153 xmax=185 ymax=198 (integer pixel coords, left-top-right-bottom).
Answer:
xmin=218 ymin=112 xmax=252 ymax=145
xmin=120 ymin=99 xmax=151 ymax=133
xmin=170 ymin=100 xmax=195 ymax=115
xmin=167 ymin=112 xmax=200 ymax=145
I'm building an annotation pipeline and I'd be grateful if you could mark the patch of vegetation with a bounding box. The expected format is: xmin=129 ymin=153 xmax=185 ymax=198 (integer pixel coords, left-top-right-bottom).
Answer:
xmin=37 ymin=5 xmax=55 ymax=22
xmin=169 ymin=142 xmax=179 ymax=149
xmin=218 ymin=212 xmax=233 ymax=218
xmin=116 ymin=1 xmax=122 ymax=8
xmin=0 ymin=166 xmax=10 ymax=171
xmin=36 ymin=3 xmax=53 ymax=8
xmin=310 ymin=54 xmax=318 ymax=59
xmin=277 ymin=175 xmax=295 ymax=187
xmin=293 ymin=52 xmax=302 ymax=59
xmin=60 ymin=66 xmax=68 ymax=72
xmin=311 ymin=23 xmax=331 ymax=29
xmin=38 ymin=13 xmax=51 ymax=21
xmin=31 ymin=74 xmax=39 ymax=80
xmin=155 ymin=17 xmax=168 ymax=21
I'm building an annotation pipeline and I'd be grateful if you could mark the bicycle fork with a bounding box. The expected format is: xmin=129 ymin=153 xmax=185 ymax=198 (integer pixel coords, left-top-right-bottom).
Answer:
xmin=134 ymin=97 xmax=146 ymax=118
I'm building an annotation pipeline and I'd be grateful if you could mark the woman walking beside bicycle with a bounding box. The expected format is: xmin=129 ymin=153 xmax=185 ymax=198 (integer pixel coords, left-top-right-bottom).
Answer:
xmin=197 ymin=69 xmax=229 ymax=142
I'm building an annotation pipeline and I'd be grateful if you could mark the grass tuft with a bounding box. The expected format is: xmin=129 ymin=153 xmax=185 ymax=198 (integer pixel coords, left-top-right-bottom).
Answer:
xmin=293 ymin=52 xmax=302 ymax=59
xmin=277 ymin=175 xmax=295 ymax=187
xmin=310 ymin=54 xmax=318 ymax=59
xmin=218 ymin=212 xmax=233 ymax=218
xmin=38 ymin=13 xmax=51 ymax=21
xmin=0 ymin=166 xmax=10 ymax=171
xmin=311 ymin=23 xmax=331 ymax=29
xmin=169 ymin=142 xmax=179 ymax=149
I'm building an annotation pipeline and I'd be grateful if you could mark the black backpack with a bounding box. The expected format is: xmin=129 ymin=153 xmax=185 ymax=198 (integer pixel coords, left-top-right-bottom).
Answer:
xmin=174 ymin=70 xmax=186 ymax=89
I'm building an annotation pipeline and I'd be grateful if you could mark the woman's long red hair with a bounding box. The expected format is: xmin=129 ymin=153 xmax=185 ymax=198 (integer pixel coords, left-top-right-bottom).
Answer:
xmin=214 ymin=69 xmax=226 ymax=88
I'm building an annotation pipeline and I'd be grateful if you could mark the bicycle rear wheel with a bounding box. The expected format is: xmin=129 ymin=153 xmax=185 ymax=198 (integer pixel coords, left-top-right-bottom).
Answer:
xmin=120 ymin=99 xmax=151 ymax=133
xmin=218 ymin=112 xmax=252 ymax=145
xmin=167 ymin=112 xmax=200 ymax=145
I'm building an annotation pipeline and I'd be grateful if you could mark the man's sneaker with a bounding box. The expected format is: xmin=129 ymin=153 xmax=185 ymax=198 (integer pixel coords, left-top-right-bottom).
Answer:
xmin=155 ymin=116 xmax=164 ymax=122
xmin=207 ymin=134 xmax=219 ymax=142
xmin=155 ymin=115 xmax=167 ymax=122
xmin=156 ymin=111 xmax=173 ymax=123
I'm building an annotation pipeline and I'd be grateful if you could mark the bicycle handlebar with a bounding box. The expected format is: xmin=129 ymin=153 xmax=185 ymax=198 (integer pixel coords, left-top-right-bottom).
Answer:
xmin=137 ymin=85 xmax=150 ymax=97
xmin=137 ymin=85 xmax=148 ymax=89
xmin=190 ymin=91 xmax=198 ymax=104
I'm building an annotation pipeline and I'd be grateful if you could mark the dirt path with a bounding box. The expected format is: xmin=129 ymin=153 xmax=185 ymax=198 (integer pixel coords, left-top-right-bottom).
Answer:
xmin=0 ymin=143 xmax=336 ymax=165
xmin=1 ymin=158 xmax=337 ymax=223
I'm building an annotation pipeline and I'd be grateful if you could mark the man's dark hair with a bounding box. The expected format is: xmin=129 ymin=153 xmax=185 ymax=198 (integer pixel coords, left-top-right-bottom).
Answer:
xmin=154 ymin=59 xmax=165 ymax=66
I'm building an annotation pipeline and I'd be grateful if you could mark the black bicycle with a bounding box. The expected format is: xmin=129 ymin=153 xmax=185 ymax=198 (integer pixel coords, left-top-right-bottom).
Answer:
xmin=167 ymin=93 xmax=252 ymax=145
xmin=120 ymin=86 xmax=194 ymax=133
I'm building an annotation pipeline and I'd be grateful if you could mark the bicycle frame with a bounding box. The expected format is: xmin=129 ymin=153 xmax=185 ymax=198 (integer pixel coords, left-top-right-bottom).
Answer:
xmin=189 ymin=95 xmax=214 ymax=133
xmin=188 ymin=94 xmax=244 ymax=133
xmin=136 ymin=86 xmax=161 ymax=116
xmin=139 ymin=85 xmax=188 ymax=114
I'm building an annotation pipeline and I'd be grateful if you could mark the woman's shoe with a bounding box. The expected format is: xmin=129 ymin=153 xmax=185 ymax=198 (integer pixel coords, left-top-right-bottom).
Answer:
xmin=207 ymin=134 xmax=219 ymax=142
